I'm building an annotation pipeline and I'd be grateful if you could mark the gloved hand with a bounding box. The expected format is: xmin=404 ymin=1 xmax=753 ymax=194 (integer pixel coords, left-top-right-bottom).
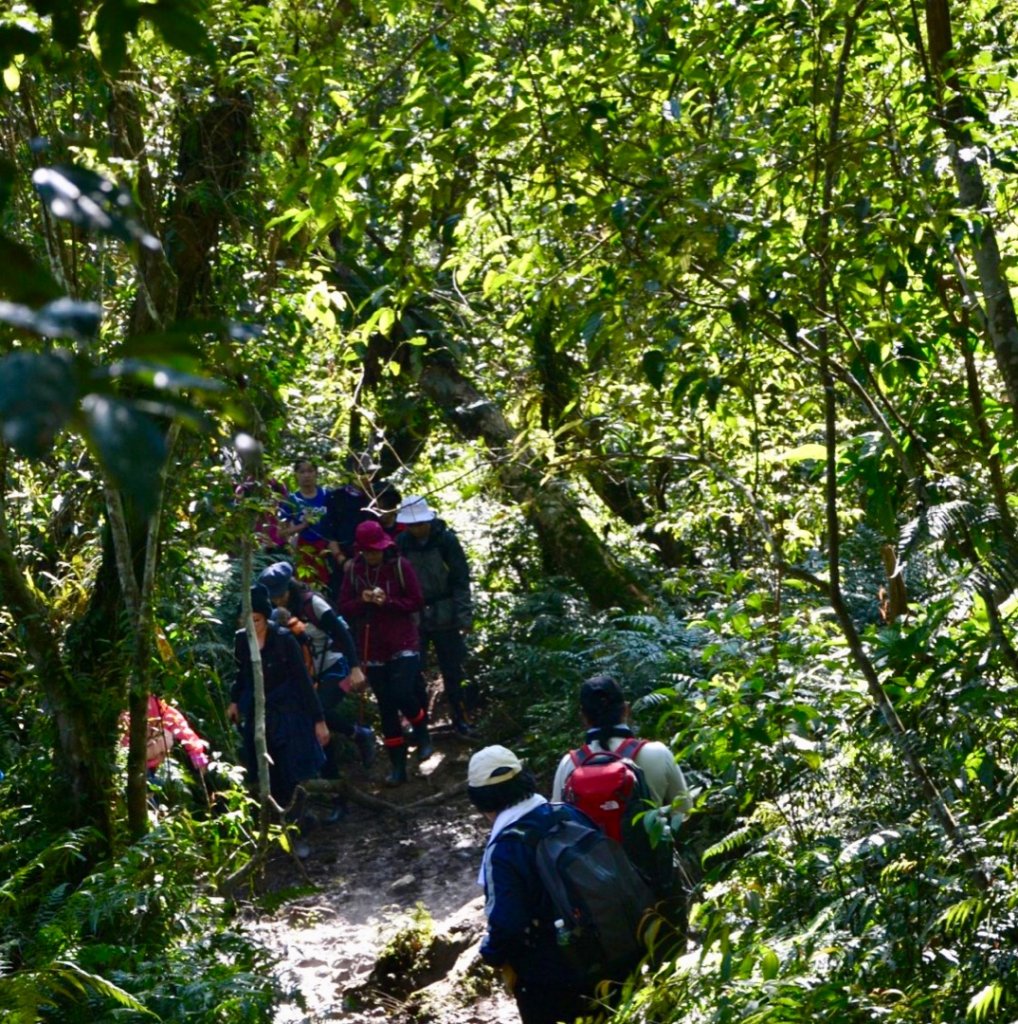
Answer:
xmin=500 ymin=964 xmax=518 ymax=995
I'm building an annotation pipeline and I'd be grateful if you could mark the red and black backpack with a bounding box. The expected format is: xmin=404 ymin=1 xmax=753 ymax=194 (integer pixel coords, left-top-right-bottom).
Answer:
xmin=562 ymin=737 xmax=674 ymax=895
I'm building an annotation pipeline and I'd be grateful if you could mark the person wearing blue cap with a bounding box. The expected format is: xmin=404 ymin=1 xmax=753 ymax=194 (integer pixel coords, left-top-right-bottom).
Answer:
xmin=257 ymin=561 xmax=376 ymax=781
xmin=227 ymin=585 xmax=329 ymax=815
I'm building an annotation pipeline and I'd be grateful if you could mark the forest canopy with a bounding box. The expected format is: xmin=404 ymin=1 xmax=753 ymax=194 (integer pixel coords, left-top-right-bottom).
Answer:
xmin=2 ymin=0 xmax=1018 ymax=1021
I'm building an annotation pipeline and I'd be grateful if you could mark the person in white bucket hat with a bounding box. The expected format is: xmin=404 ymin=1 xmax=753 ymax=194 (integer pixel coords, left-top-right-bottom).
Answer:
xmin=396 ymin=495 xmax=476 ymax=733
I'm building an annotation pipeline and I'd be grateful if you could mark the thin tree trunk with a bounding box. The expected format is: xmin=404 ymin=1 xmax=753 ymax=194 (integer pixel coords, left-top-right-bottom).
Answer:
xmin=811 ymin=2 xmax=986 ymax=887
xmin=239 ymin=535 xmax=272 ymax=833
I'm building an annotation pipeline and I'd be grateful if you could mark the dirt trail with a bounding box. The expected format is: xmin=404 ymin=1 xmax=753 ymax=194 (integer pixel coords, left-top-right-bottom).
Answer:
xmin=244 ymin=726 xmax=519 ymax=1024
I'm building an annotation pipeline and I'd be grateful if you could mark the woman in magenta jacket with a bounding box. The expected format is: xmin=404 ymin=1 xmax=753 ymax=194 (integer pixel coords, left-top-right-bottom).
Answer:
xmin=338 ymin=520 xmax=432 ymax=785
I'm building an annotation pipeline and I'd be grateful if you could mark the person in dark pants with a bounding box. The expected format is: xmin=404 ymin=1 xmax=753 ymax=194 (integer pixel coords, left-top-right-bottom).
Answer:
xmin=395 ymin=495 xmax=475 ymax=733
xmin=468 ymin=745 xmax=594 ymax=1024
xmin=338 ymin=520 xmax=431 ymax=786
xmin=258 ymin=561 xmax=375 ymax=820
xmin=227 ymin=585 xmax=330 ymax=811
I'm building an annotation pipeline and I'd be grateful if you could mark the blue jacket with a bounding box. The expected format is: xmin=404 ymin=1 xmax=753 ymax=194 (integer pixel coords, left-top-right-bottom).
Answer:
xmin=481 ymin=802 xmax=590 ymax=993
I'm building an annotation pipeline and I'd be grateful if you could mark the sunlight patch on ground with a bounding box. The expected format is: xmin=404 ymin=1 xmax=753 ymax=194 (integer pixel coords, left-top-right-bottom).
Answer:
xmin=419 ymin=750 xmax=446 ymax=777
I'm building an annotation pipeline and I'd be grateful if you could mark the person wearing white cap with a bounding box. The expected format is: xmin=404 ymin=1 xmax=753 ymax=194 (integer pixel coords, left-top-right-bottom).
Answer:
xmin=468 ymin=746 xmax=593 ymax=1024
xmin=396 ymin=495 xmax=475 ymax=733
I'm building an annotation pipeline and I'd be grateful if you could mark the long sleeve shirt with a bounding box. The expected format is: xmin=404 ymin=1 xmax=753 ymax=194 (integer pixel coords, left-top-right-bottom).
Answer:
xmin=338 ymin=552 xmax=424 ymax=662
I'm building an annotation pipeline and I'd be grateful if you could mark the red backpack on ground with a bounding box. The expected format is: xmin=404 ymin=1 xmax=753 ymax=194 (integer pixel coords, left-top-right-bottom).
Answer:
xmin=562 ymin=737 xmax=675 ymax=896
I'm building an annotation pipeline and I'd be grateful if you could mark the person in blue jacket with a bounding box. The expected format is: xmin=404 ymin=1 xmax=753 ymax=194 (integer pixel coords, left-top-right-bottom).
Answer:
xmin=227 ymin=585 xmax=330 ymax=810
xmin=468 ymin=745 xmax=593 ymax=1024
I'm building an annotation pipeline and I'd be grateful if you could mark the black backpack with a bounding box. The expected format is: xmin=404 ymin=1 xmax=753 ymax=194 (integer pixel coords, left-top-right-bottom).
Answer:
xmin=498 ymin=805 xmax=655 ymax=985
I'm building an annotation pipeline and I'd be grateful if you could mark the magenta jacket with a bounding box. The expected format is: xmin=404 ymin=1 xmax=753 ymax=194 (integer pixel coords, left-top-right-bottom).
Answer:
xmin=338 ymin=552 xmax=424 ymax=663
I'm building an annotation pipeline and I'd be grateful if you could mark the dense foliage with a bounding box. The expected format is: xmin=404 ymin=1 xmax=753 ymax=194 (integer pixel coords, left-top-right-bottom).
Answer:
xmin=3 ymin=0 xmax=1018 ymax=1020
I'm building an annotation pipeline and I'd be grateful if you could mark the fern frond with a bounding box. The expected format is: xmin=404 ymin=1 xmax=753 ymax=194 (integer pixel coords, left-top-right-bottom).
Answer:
xmin=967 ymin=981 xmax=1004 ymax=1022
xmin=0 ymin=960 xmax=158 ymax=1018
xmin=702 ymin=822 xmax=761 ymax=866
xmin=631 ymin=691 xmax=671 ymax=713
xmin=938 ymin=897 xmax=986 ymax=935
xmin=900 ymin=499 xmax=984 ymax=556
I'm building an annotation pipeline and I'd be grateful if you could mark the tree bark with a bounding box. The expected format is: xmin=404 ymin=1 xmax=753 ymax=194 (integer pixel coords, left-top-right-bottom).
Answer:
xmin=0 ymin=444 xmax=114 ymax=838
xmin=419 ymin=358 xmax=650 ymax=611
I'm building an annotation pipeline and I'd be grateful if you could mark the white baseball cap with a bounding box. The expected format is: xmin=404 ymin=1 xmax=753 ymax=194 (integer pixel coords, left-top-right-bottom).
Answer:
xmin=468 ymin=745 xmax=523 ymax=788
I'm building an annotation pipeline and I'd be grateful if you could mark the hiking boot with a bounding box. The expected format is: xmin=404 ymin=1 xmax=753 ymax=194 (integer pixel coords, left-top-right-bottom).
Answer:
xmin=384 ymin=744 xmax=408 ymax=786
xmin=453 ymin=717 xmax=475 ymax=736
xmin=354 ymin=724 xmax=376 ymax=768
xmin=411 ymin=721 xmax=434 ymax=761
xmin=322 ymin=800 xmax=347 ymax=825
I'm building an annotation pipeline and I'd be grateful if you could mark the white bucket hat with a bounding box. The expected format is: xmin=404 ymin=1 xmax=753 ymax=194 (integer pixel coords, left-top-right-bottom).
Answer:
xmin=396 ymin=495 xmax=437 ymax=524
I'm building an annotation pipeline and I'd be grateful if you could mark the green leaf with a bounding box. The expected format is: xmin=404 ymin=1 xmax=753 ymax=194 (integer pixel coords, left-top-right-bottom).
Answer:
xmin=143 ymin=2 xmax=212 ymax=57
xmin=0 ymin=235 xmax=62 ymax=303
xmin=0 ymin=349 xmax=77 ymax=457
xmin=641 ymin=348 xmax=666 ymax=389
xmin=0 ymin=298 xmax=102 ymax=340
xmin=94 ymin=0 xmax=139 ymax=74
xmin=102 ymin=358 xmax=225 ymax=392
xmin=0 ymin=24 xmax=41 ymax=64
xmin=32 ymin=165 xmax=161 ymax=250
xmin=81 ymin=395 xmax=168 ymax=516
xmin=761 ymin=443 xmax=827 ymax=463
xmin=759 ymin=945 xmax=779 ymax=980
xmin=29 ymin=0 xmax=82 ymax=47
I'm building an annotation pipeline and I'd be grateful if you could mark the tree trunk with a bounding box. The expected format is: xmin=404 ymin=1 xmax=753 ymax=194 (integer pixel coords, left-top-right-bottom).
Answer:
xmin=419 ymin=359 xmax=650 ymax=611
xmin=924 ymin=0 xmax=1018 ymax=420
xmin=531 ymin=306 xmax=699 ymax=568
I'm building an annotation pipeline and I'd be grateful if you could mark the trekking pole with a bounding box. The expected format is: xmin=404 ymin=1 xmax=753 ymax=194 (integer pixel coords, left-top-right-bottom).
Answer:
xmin=358 ymin=623 xmax=370 ymax=726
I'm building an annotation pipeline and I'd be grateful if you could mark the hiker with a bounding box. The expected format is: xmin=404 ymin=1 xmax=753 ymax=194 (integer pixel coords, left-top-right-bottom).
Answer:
xmin=338 ymin=519 xmax=431 ymax=786
xmin=468 ymin=745 xmax=596 ymax=1024
xmin=227 ymin=584 xmax=330 ymax=811
xmin=234 ymin=474 xmax=290 ymax=556
xmin=120 ymin=693 xmax=209 ymax=779
xmin=551 ymin=674 xmax=690 ymax=812
xmin=395 ymin=495 xmax=475 ymax=733
xmin=257 ymin=560 xmax=376 ymax=779
xmin=320 ymin=456 xmax=375 ymax=606
xmin=551 ymin=674 xmax=691 ymax=938
xmin=373 ymin=481 xmax=402 ymax=540
xmin=280 ymin=457 xmax=333 ymax=588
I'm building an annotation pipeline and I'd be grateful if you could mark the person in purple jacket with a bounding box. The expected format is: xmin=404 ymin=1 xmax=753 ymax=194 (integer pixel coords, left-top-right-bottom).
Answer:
xmin=338 ymin=520 xmax=432 ymax=785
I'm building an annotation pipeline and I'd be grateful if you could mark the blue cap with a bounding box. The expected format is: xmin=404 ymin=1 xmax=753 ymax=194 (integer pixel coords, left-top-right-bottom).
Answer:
xmin=257 ymin=560 xmax=294 ymax=598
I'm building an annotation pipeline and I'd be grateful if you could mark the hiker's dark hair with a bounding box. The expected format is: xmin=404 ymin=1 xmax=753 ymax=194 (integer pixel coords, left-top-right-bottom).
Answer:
xmin=580 ymin=675 xmax=627 ymax=746
xmin=467 ymin=769 xmax=537 ymax=813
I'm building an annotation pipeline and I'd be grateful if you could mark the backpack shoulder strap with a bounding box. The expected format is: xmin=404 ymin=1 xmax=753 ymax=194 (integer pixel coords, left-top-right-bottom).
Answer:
xmin=497 ymin=806 xmax=570 ymax=846
xmin=298 ymin=589 xmax=319 ymax=626
xmin=568 ymin=744 xmax=593 ymax=768
xmin=616 ymin=737 xmax=647 ymax=761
